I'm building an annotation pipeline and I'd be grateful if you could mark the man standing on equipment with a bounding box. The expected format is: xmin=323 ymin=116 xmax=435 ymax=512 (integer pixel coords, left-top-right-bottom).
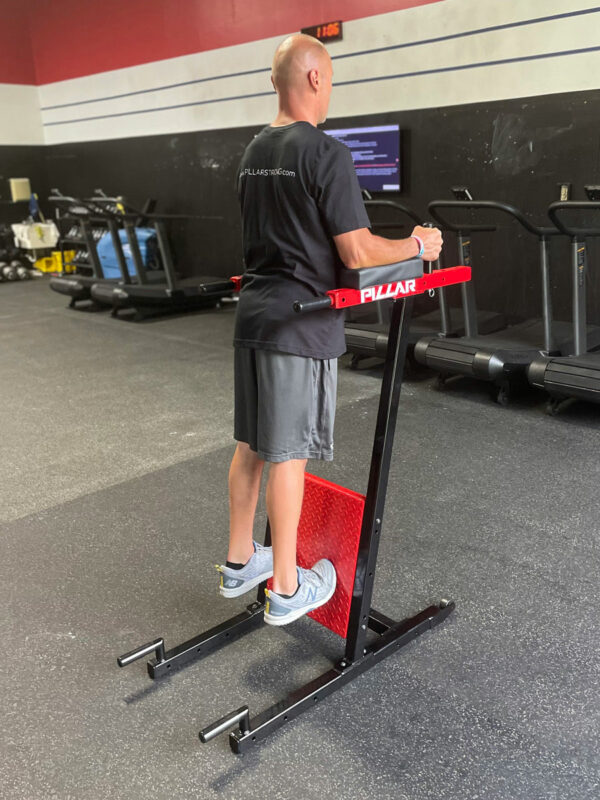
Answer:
xmin=217 ymin=34 xmax=442 ymax=625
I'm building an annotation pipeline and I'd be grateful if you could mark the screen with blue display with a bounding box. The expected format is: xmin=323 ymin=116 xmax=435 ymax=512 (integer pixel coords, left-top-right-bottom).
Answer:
xmin=324 ymin=124 xmax=400 ymax=192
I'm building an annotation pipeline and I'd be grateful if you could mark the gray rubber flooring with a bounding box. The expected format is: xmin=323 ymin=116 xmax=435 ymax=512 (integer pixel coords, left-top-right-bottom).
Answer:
xmin=1 ymin=279 xmax=599 ymax=799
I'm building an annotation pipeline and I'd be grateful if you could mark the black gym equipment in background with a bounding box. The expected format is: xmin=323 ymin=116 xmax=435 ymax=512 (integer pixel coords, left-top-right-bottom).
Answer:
xmin=48 ymin=189 xmax=164 ymax=307
xmin=344 ymin=197 xmax=506 ymax=368
xmin=48 ymin=189 xmax=232 ymax=319
xmin=528 ymin=195 xmax=600 ymax=413
xmin=87 ymin=195 xmax=229 ymax=319
xmin=414 ymin=197 xmax=600 ymax=405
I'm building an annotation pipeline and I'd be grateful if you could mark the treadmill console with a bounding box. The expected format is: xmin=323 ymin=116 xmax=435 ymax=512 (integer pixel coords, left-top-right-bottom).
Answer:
xmin=451 ymin=186 xmax=473 ymax=201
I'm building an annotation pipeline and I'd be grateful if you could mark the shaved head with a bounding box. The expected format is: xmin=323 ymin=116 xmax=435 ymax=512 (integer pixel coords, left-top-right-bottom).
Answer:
xmin=270 ymin=34 xmax=333 ymax=125
xmin=272 ymin=34 xmax=331 ymax=93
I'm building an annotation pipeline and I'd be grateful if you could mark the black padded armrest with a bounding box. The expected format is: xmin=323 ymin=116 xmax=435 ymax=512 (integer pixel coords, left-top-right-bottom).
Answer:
xmin=339 ymin=258 xmax=423 ymax=290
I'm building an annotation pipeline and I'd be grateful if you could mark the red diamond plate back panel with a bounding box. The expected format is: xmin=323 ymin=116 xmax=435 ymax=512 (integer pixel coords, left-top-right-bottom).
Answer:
xmin=284 ymin=473 xmax=365 ymax=638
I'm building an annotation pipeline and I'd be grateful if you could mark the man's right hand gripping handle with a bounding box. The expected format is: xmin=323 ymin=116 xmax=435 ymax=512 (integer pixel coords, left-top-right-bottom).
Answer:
xmin=410 ymin=225 xmax=443 ymax=262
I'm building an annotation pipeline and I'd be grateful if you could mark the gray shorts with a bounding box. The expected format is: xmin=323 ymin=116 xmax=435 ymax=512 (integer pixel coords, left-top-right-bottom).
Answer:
xmin=234 ymin=347 xmax=338 ymax=462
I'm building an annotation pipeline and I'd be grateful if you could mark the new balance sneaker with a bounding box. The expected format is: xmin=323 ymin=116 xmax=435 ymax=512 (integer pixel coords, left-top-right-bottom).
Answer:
xmin=264 ymin=559 xmax=336 ymax=626
xmin=216 ymin=541 xmax=273 ymax=598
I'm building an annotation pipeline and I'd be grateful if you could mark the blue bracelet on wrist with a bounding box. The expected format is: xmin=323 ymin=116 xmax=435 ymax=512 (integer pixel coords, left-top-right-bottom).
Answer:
xmin=411 ymin=235 xmax=425 ymax=258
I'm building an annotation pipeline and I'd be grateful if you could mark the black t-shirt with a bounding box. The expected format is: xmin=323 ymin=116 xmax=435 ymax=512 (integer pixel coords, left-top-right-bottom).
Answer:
xmin=233 ymin=121 xmax=371 ymax=359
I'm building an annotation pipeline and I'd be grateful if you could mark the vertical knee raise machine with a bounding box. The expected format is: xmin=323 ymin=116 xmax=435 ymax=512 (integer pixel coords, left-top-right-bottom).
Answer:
xmin=117 ymin=258 xmax=471 ymax=753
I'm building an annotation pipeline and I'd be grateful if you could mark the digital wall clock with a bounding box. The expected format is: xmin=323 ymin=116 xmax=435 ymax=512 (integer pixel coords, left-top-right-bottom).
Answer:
xmin=301 ymin=21 xmax=343 ymax=43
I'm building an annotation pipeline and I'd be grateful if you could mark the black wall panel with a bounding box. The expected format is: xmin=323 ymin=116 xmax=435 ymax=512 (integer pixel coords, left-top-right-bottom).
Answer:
xmin=3 ymin=88 xmax=600 ymax=322
xmin=43 ymin=130 xmax=250 ymax=279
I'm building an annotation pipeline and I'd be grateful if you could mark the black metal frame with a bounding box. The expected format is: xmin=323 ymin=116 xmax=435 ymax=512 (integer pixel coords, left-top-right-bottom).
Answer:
xmin=117 ymin=291 xmax=455 ymax=753
xmin=548 ymin=200 xmax=600 ymax=357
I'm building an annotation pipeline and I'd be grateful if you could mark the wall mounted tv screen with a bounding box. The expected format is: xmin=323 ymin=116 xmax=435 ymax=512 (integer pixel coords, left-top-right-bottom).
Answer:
xmin=324 ymin=124 xmax=400 ymax=192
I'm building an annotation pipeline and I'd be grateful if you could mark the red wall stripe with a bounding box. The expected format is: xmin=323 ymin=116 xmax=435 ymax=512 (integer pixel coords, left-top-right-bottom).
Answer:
xmin=8 ymin=0 xmax=443 ymax=86
xmin=0 ymin=2 xmax=36 ymax=84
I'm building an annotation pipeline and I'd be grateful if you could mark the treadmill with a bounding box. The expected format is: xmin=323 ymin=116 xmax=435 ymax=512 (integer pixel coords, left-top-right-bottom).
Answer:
xmin=528 ymin=191 xmax=600 ymax=413
xmin=89 ymin=200 xmax=229 ymax=319
xmin=414 ymin=196 xmax=600 ymax=404
xmin=344 ymin=197 xmax=505 ymax=366
xmin=48 ymin=190 xmax=163 ymax=306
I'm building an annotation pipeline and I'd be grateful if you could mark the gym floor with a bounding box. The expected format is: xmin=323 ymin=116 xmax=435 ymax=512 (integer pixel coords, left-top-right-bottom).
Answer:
xmin=2 ymin=280 xmax=599 ymax=800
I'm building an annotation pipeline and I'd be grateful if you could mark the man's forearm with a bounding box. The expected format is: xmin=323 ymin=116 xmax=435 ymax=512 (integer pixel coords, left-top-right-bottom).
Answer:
xmin=348 ymin=231 xmax=420 ymax=269
xmin=334 ymin=225 xmax=442 ymax=269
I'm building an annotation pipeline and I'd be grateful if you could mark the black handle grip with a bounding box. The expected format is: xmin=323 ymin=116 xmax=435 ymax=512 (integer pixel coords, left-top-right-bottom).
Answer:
xmin=199 ymin=280 xmax=235 ymax=295
xmin=293 ymin=297 xmax=332 ymax=313
xmin=199 ymin=706 xmax=250 ymax=742
xmin=428 ymin=199 xmax=556 ymax=237
xmin=364 ymin=199 xmax=423 ymax=226
xmin=548 ymin=201 xmax=600 ymax=237
xmin=117 ymin=637 xmax=165 ymax=667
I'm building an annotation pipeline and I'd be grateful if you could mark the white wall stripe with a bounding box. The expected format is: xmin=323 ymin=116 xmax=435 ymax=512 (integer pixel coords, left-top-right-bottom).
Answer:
xmin=41 ymin=46 xmax=600 ymax=129
xmin=38 ymin=6 xmax=600 ymax=113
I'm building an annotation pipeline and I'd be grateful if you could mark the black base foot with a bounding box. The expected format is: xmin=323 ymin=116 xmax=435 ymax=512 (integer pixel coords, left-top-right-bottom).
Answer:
xmin=198 ymin=600 xmax=454 ymax=754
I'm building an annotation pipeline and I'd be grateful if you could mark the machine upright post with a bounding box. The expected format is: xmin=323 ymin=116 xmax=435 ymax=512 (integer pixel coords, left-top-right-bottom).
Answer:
xmin=345 ymin=295 xmax=415 ymax=663
xmin=79 ymin=219 xmax=104 ymax=279
xmin=123 ymin=221 xmax=148 ymax=285
xmin=107 ymin=219 xmax=131 ymax=284
xmin=435 ymin=257 xmax=452 ymax=336
xmin=457 ymin=234 xmax=478 ymax=337
xmin=572 ymin=237 xmax=587 ymax=356
xmin=154 ymin=220 xmax=177 ymax=293
xmin=540 ymin=236 xmax=555 ymax=354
